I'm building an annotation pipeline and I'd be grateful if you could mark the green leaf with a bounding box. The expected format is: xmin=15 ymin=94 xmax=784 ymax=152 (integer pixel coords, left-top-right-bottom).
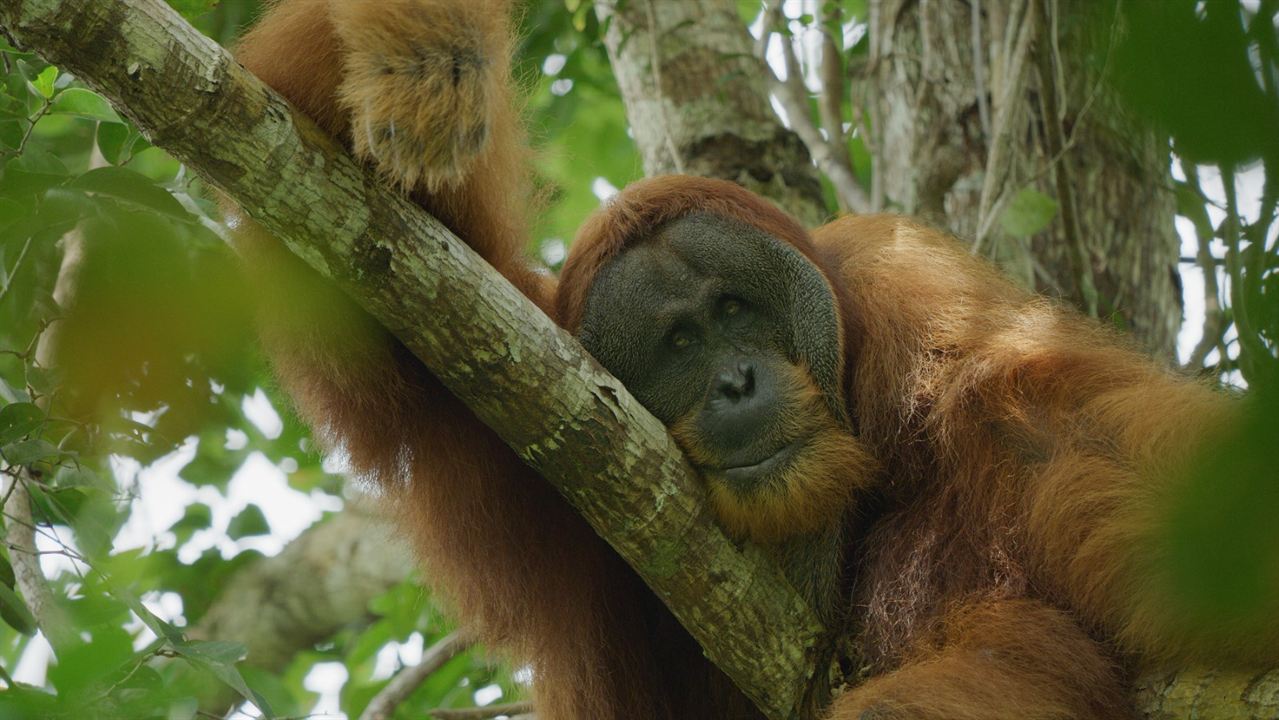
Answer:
xmin=0 ymin=402 xmax=42 ymax=444
xmin=0 ymin=577 xmax=37 ymax=635
xmin=0 ymin=196 xmax=30 ymax=232
xmin=173 ymin=641 xmax=272 ymax=716
xmin=23 ymin=365 xmax=60 ymax=397
xmin=999 ymin=187 xmax=1059 ymax=238
xmin=1163 ymin=384 xmax=1279 ymax=627
xmin=31 ymin=66 xmax=56 ymax=99
xmin=370 ymin=580 xmax=431 ymax=637
xmin=177 ymin=639 xmax=248 ymax=665
xmin=69 ymin=166 xmax=188 ymax=217
xmin=167 ymin=698 xmax=199 ymax=720
xmin=97 ymin=122 xmax=146 ymax=165
xmin=1 ymin=438 xmax=59 ymax=465
xmin=49 ymin=88 xmax=121 ymax=123
xmin=118 ymin=588 xmax=185 ymax=644
xmin=226 ymin=503 xmax=270 ymax=539
xmin=170 ymin=502 xmax=213 ymax=544
xmin=50 ymin=464 xmax=107 ymax=491
xmin=242 ymin=666 xmax=302 ymax=718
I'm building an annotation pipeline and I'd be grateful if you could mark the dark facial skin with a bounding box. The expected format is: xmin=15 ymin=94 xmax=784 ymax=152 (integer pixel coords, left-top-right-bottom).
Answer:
xmin=578 ymin=212 xmax=846 ymax=493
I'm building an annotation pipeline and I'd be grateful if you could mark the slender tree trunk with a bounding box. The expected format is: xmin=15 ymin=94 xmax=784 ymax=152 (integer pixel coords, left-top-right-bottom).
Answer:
xmin=867 ymin=0 xmax=1182 ymax=358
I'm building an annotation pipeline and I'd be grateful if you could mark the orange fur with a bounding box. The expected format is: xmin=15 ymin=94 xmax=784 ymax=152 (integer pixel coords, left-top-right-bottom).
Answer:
xmin=231 ymin=2 xmax=1263 ymax=719
xmin=828 ymin=600 xmax=1130 ymax=719
xmin=672 ymin=363 xmax=875 ymax=541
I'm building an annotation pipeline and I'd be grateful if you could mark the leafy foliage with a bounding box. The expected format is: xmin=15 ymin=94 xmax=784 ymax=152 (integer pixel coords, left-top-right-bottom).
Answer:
xmin=1101 ymin=0 xmax=1279 ymax=636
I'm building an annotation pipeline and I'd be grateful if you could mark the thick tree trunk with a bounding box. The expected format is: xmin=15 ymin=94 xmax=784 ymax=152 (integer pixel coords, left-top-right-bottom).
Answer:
xmin=868 ymin=0 xmax=1182 ymax=358
xmin=595 ymin=0 xmax=829 ymax=226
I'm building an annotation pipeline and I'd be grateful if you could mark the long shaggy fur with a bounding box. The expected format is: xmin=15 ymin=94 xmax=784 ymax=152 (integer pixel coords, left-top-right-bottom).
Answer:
xmin=673 ymin=362 xmax=876 ymax=541
xmin=232 ymin=2 xmax=1265 ymax=719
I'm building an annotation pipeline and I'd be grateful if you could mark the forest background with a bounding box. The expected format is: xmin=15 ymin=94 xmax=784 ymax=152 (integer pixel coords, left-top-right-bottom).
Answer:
xmin=0 ymin=0 xmax=1275 ymax=718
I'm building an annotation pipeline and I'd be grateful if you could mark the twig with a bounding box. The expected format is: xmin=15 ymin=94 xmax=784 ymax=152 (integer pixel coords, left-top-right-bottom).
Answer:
xmin=358 ymin=630 xmax=469 ymax=720
xmin=1 ymin=472 xmax=76 ymax=653
xmin=1219 ymin=165 xmax=1270 ymax=384
xmin=816 ymin=1 xmax=854 ymax=211
xmin=430 ymin=702 xmax=534 ymax=719
xmin=1032 ymin=0 xmax=1095 ymax=316
xmin=867 ymin=0 xmax=885 ymax=211
xmin=2 ymin=98 xmax=51 ymax=160
xmin=0 ymin=235 xmax=34 ymax=307
xmin=970 ymin=0 xmax=991 ymax=137
xmin=754 ymin=1 xmax=783 ymax=58
xmin=760 ymin=13 xmax=869 ymax=213
xmin=1181 ymin=164 xmax=1228 ymax=371
xmin=972 ymin=0 xmax=1038 ymax=253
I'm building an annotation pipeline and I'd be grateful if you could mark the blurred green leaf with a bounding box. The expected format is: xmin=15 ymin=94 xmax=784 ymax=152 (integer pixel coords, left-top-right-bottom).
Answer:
xmin=166 ymin=0 xmax=219 ymax=22
xmin=170 ymin=502 xmax=214 ymax=545
xmin=369 ymin=580 xmax=431 ymax=638
xmin=1111 ymin=0 xmax=1279 ymax=164
xmin=69 ymin=166 xmax=188 ymax=217
xmin=999 ymin=187 xmax=1059 ymax=238
xmin=226 ymin=503 xmax=270 ymax=539
xmin=177 ymin=638 xmax=248 ymax=665
xmin=1162 ymin=382 xmax=1279 ymax=630
xmin=242 ymin=666 xmax=301 ymax=717
xmin=1 ymin=437 xmax=59 ymax=464
xmin=173 ymin=641 xmax=273 ymax=717
xmin=0 ymin=580 xmax=38 ymax=635
xmin=0 ymin=401 xmax=42 ymax=443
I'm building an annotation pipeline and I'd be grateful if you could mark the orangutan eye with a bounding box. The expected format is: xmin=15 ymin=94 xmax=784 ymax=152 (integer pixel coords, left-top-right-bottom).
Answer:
xmin=670 ymin=331 xmax=694 ymax=349
xmin=718 ymin=295 xmax=748 ymax=320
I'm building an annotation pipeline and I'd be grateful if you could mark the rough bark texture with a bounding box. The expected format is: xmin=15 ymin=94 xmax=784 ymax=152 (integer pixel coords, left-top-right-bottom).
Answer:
xmin=867 ymin=0 xmax=1182 ymax=358
xmin=0 ymin=1 xmax=824 ymax=717
xmin=595 ymin=0 xmax=830 ymax=226
xmin=1135 ymin=667 xmax=1279 ymax=719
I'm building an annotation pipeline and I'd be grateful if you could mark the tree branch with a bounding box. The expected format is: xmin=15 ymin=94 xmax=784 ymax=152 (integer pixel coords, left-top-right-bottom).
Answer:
xmin=430 ymin=702 xmax=534 ymax=720
xmin=760 ymin=15 xmax=870 ymax=214
xmin=0 ymin=1 xmax=825 ymax=718
xmin=189 ymin=499 xmax=413 ymax=712
xmin=360 ymin=630 xmax=468 ymax=720
xmin=1 ymin=472 xmax=76 ymax=653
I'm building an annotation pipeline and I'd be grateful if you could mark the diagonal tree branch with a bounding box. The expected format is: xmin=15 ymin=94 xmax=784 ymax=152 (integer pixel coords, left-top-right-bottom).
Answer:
xmin=0 ymin=1 xmax=825 ymax=718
